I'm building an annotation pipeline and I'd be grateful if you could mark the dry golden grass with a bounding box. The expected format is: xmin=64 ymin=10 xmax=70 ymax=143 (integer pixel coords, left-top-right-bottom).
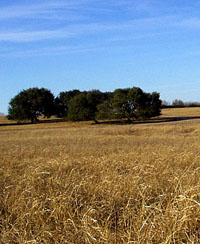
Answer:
xmin=0 ymin=108 xmax=200 ymax=243
xmin=162 ymin=107 xmax=200 ymax=117
xmin=0 ymin=116 xmax=15 ymax=125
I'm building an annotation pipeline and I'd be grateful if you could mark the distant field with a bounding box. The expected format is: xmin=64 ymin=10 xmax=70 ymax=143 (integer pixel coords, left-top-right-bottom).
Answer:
xmin=162 ymin=107 xmax=200 ymax=117
xmin=0 ymin=108 xmax=200 ymax=243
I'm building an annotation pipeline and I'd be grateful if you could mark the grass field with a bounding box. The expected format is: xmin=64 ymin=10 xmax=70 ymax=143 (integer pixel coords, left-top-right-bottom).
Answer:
xmin=0 ymin=108 xmax=200 ymax=243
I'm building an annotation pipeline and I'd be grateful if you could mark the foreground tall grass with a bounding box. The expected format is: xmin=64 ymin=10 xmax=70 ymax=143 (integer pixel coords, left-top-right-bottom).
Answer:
xmin=0 ymin=108 xmax=200 ymax=243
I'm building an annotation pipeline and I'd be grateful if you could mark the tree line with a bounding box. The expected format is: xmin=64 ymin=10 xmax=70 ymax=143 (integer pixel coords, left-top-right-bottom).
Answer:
xmin=162 ymin=99 xmax=200 ymax=108
xmin=8 ymin=87 xmax=162 ymax=123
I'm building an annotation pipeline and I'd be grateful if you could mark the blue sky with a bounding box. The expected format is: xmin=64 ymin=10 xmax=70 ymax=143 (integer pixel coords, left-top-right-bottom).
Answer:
xmin=1 ymin=0 xmax=200 ymax=114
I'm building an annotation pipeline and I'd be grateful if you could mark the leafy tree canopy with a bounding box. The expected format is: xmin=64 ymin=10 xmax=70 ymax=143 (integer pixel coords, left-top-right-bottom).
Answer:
xmin=67 ymin=93 xmax=93 ymax=121
xmin=103 ymin=87 xmax=161 ymax=122
xmin=8 ymin=86 xmax=161 ymax=123
xmin=66 ymin=90 xmax=105 ymax=122
xmin=8 ymin=87 xmax=55 ymax=123
xmin=96 ymin=101 xmax=114 ymax=120
xmin=55 ymin=90 xmax=81 ymax=118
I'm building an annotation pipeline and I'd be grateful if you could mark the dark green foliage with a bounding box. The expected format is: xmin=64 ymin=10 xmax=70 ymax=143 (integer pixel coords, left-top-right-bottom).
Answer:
xmin=86 ymin=90 xmax=104 ymax=115
xmin=96 ymin=101 xmax=114 ymax=120
xmin=55 ymin=90 xmax=81 ymax=117
xmin=112 ymin=88 xmax=132 ymax=120
xmin=148 ymin=92 xmax=162 ymax=117
xmin=54 ymin=97 xmax=67 ymax=118
xmin=66 ymin=90 xmax=105 ymax=122
xmin=111 ymin=87 xmax=161 ymax=121
xmin=95 ymin=91 xmax=114 ymax=120
xmin=7 ymin=86 xmax=161 ymax=123
xmin=8 ymin=88 xmax=55 ymax=123
xmin=102 ymin=92 xmax=113 ymax=101
xmin=67 ymin=93 xmax=93 ymax=121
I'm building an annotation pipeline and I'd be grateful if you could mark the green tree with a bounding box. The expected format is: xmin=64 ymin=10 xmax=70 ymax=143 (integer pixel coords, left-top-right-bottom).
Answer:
xmin=8 ymin=87 xmax=55 ymax=123
xmin=67 ymin=93 xmax=93 ymax=121
xmin=147 ymin=92 xmax=162 ymax=117
xmin=55 ymin=90 xmax=81 ymax=118
xmin=67 ymin=90 xmax=106 ymax=122
xmin=112 ymin=88 xmax=132 ymax=121
xmin=112 ymin=87 xmax=161 ymax=122
xmin=86 ymin=90 xmax=105 ymax=123
xmin=96 ymin=100 xmax=114 ymax=120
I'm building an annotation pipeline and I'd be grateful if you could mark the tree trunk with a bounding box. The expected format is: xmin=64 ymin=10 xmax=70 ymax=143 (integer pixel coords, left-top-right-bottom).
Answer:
xmin=31 ymin=115 xmax=39 ymax=124
xmin=127 ymin=118 xmax=132 ymax=124
xmin=94 ymin=119 xmax=100 ymax=124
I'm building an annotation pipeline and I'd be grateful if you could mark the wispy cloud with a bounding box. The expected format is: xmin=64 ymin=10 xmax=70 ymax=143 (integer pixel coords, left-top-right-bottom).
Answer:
xmin=0 ymin=43 xmax=114 ymax=58
xmin=0 ymin=1 xmax=87 ymax=20
xmin=176 ymin=17 xmax=200 ymax=29
xmin=0 ymin=16 xmax=182 ymax=43
xmin=0 ymin=0 xmax=114 ymax=20
xmin=111 ymin=0 xmax=156 ymax=11
xmin=0 ymin=29 xmax=74 ymax=42
xmin=1 ymin=1 xmax=199 ymax=55
xmin=0 ymin=30 xmax=183 ymax=58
